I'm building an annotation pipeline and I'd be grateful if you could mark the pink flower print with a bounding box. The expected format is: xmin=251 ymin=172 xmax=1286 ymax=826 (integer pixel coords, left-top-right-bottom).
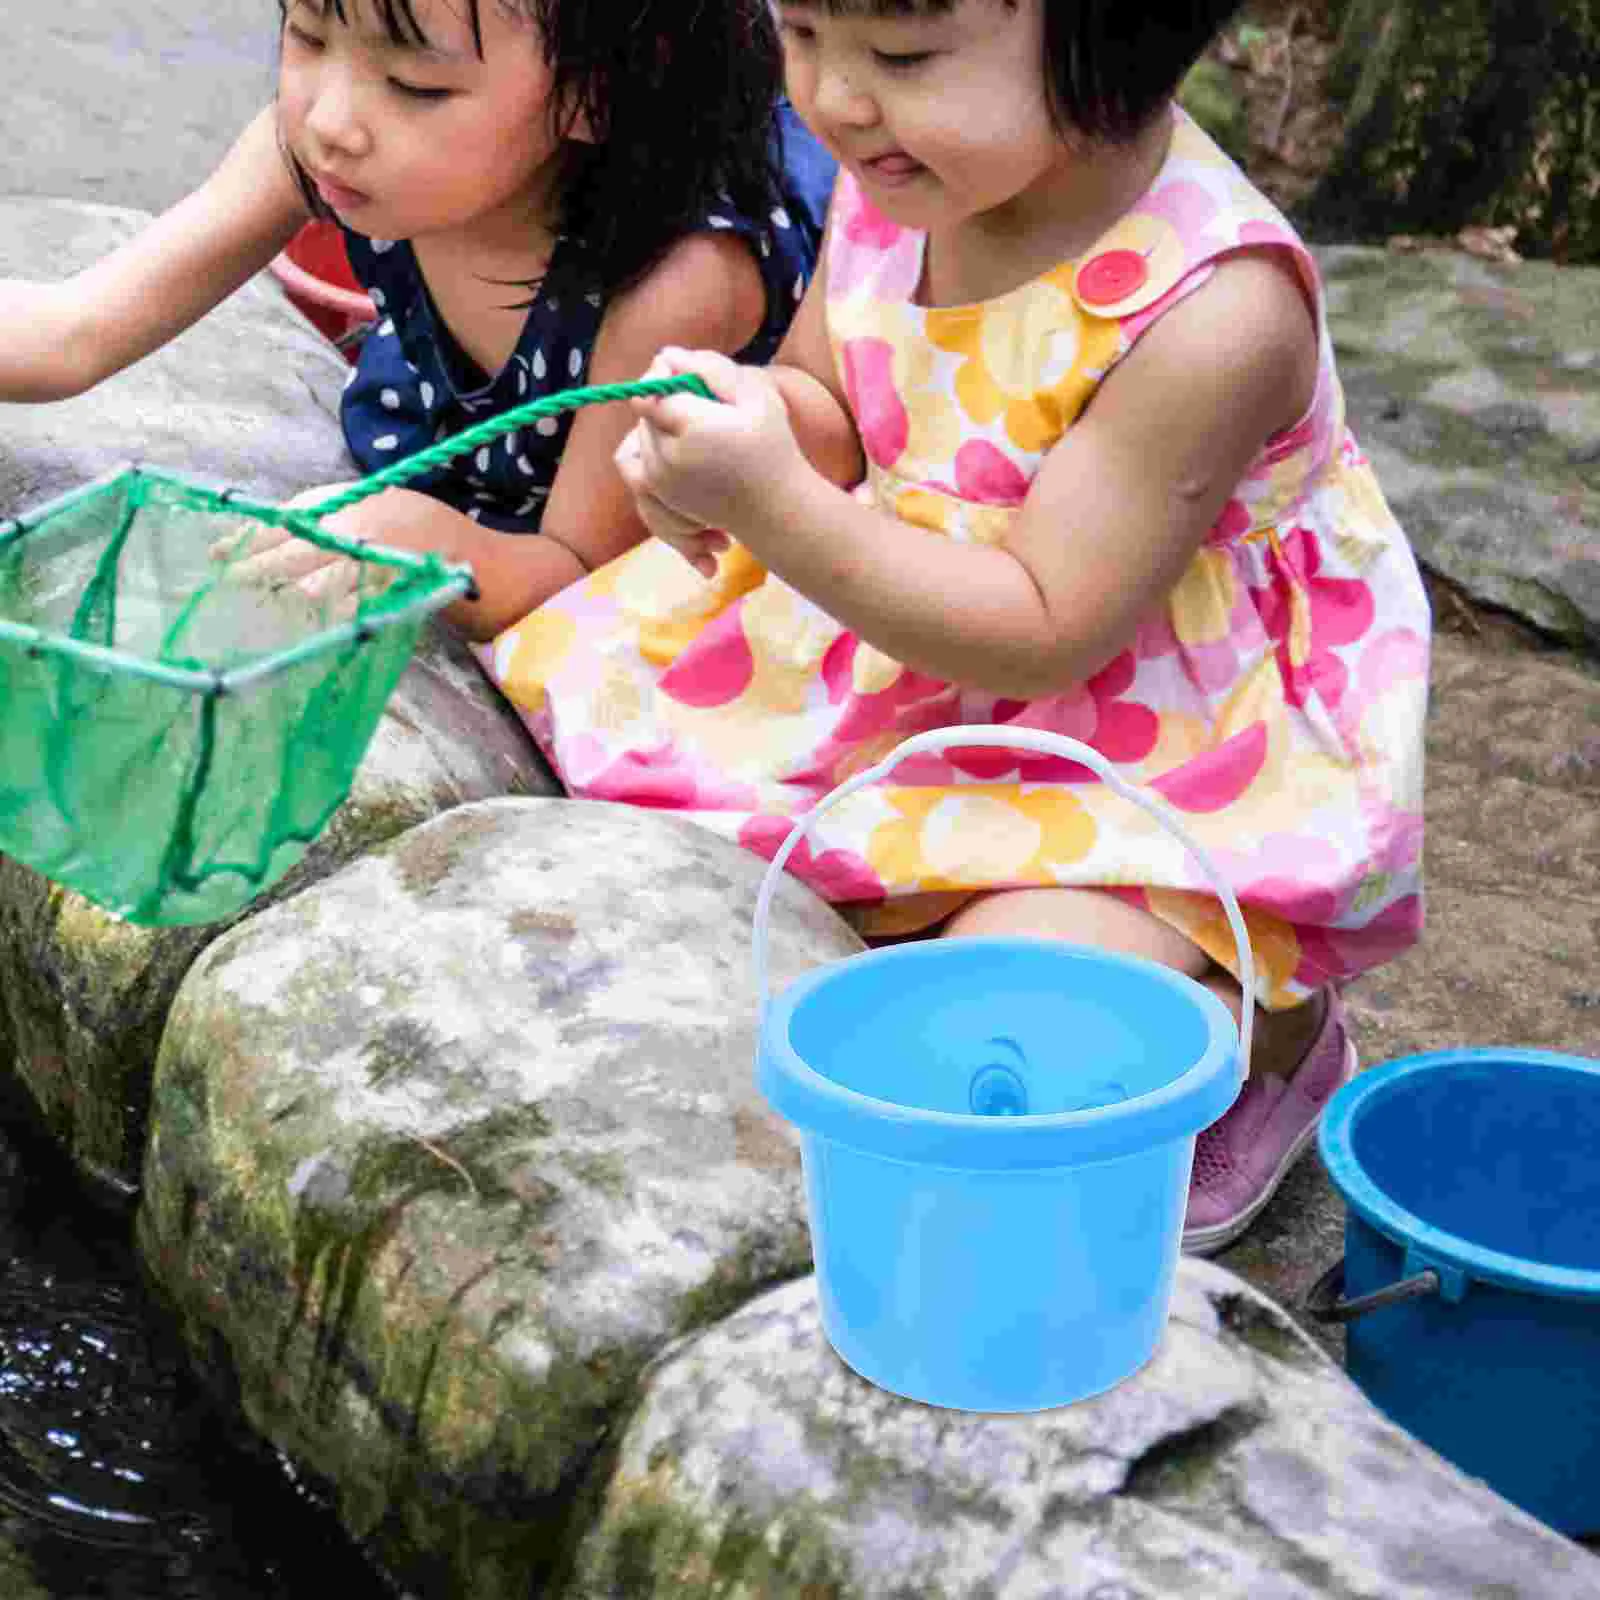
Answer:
xmin=820 ymin=633 xmax=855 ymax=705
xmin=583 ymin=741 xmax=761 ymax=812
xmin=843 ymin=196 xmax=904 ymax=251
xmin=801 ymin=681 xmax=959 ymax=791
xmin=1212 ymin=832 xmax=1346 ymax=925
xmin=658 ymin=609 xmax=755 ymax=708
xmin=942 ymin=653 xmax=1159 ymax=782
xmin=1252 ymin=526 xmax=1375 ymax=710
xmin=1351 ymin=774 xmax=1425 ymax=892
xmin=1238 ymin=219 xmax=1298 ymax=254
xmin=1084 ymin=651 xmax=1162 ymax=763
xmin=940 ymin=694 xmax=1099 ymax=781
xmin=821 ymin=668 xmax=950 ymax=754
xmin=827 ymin=179 xmax=921 ymax=298
xmin=1143 ymin=178 xmax=1221 ymax=241
xmin=1136 ymin=613 xmax=1180 ymax=660
xmin=1294 ymin=893 xmax=1424 ymax=987
xmin=841 ymin=338 xmax=909 ymax=469
xmin=1369 ymin=805 xmax=1425 ymax=882
xmin=1209 ymin=496 xmax=1253 ymax=546
xmin=952 ymin=441 xmax=1029 ymax=506
xmin=1348 ymin=625 xmax=1428 ymax=723
xmin=1152 ymin=720 xmax=1269 ymax=814
xmin=740 ymin=814 xmax=886 ymax=903
xmin=1133 ymin=580 xmax=1256 ymax=699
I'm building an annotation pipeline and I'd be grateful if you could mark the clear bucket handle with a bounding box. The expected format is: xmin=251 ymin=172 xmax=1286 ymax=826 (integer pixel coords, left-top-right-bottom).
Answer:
xmin=752 ymin=727 xmax=1255 ymax=1075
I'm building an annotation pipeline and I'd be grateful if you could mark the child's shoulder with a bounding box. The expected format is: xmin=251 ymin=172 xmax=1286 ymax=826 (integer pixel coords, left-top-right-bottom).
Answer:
xmin=1067 ymin=109 xmax=1318 ymax=328
xmin=605 ymin=230 xmax=771 ymax=362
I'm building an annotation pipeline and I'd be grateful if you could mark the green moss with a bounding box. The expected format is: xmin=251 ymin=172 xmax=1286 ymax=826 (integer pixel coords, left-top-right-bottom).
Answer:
xmin=1213 ymin=1292 xmax=1323 ymax=1369
xmin=1179 ymin=58 xmax=1249 ymax=160
xmin=0 ymin=1544 xmax=48 ymax=1600
xmin=559 ymin=1147 xmax=631 ymax=1198
xmin=281 ymin=1103 xmax=564 ymax=1417
xmin=388 ymin=807 xmax=505 ymax=899
xmin=579 ymin=1474 xmax=857 ymax=1599
xmin=673 ymin=1228 xmax=811 ymax=1337
xmin=1119 ymin=1406 xmax=1265 ymax=1503
xmin=362 ymin=1016 xmax=448 ymax=1087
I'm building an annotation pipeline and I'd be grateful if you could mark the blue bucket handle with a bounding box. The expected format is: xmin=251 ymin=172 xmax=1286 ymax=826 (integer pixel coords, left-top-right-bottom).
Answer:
xmin=1305 ymin=1258 xmax=1444 ymax=1323
xmin=751 ymin=727 xmax=1255 ymax=1074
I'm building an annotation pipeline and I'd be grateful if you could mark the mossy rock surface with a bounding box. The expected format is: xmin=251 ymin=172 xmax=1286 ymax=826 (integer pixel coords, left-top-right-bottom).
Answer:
xmin=136 ymin=797 xmax=862 ymax=1599
xmin=567 ymin=1267 xmax=1600 ymax=1599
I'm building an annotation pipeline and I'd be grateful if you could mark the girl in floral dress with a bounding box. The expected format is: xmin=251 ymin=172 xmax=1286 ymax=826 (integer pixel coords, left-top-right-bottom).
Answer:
xmin=485 ymin=0 xmax=1431 ymax=1253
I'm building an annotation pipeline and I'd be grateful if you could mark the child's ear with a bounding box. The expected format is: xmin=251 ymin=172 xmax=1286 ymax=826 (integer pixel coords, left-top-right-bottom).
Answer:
xmin=556 ymin=90 xmax=597 ymax=145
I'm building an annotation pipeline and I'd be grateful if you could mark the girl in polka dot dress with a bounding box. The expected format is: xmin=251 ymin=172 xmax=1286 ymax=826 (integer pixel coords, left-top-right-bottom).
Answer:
xmin=489 ymin=0 xmax=1433 ymax=1253
xmin=0 ymin=0 xmax=834 ymax=639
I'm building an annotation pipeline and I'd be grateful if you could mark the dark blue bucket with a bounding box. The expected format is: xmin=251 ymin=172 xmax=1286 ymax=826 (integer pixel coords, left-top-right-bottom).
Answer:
xmin=1312 ymin=1048 xmax=1600 ymax=1535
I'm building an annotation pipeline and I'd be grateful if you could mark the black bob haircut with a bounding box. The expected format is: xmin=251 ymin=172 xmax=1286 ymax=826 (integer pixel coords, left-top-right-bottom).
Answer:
xmin=277 ymin=0 xmax=786 ymax=300
xmin=801 ymin=0 xmax=1247 ymax=142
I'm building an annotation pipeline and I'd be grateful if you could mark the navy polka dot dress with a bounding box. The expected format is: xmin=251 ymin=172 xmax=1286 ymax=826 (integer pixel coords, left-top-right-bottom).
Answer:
xmin=338 ymin=106 xmax=836 ymax=534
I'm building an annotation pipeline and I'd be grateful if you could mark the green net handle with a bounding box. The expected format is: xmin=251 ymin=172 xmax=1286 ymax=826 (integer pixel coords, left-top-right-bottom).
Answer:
xmin=302 ymin=373 xmax=715 ymax=520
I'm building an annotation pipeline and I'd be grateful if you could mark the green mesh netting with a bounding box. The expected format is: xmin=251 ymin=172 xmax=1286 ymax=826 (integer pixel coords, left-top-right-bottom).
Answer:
xmin=0 ymin=467 xmax=470 ymax=925
xmin=0 ymin=373 xmax=713 ymax=926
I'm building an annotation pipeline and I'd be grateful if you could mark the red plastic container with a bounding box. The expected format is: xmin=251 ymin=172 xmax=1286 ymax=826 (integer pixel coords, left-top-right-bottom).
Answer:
xmin=268 ymin=220 xmax=377 ymax=362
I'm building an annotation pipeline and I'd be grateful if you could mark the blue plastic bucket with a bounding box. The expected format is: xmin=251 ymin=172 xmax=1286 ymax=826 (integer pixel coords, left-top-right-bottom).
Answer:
xmin=754 ymin=728 xmax=1253 ymax=1411
xmin=1313 ymin=1048 xmax=1600 ymax=1534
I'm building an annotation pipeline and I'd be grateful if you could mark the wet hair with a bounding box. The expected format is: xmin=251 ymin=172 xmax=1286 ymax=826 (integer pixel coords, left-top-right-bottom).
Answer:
xmin=277 ymin=0 xmax=786 ymax=299
xmin=795 ymin=0 xmax=1245 ymax=142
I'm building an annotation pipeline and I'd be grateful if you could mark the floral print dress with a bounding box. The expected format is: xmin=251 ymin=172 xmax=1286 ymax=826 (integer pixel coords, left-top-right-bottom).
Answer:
xmin=481 ymin=111 xmax=1431 ymax=1011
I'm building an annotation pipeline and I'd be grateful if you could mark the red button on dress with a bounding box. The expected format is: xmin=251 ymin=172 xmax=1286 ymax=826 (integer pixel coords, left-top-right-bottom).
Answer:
xmin=1076 ymin=248 xmax=1149 ymax=307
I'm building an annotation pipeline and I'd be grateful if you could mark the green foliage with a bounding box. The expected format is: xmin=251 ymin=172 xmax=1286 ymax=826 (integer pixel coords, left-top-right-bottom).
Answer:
xmin=1306 ymin=0 xmax=1600 ymax=262
xmin=1180 ymin=56 xmax=1252 ymax=161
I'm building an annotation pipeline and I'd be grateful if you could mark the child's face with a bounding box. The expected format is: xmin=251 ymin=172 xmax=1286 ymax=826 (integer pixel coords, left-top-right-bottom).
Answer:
xmin=777 ymin=0 xmax=1067 ymax=235
xmin=278 ymin=0 xmax=567 ymax=244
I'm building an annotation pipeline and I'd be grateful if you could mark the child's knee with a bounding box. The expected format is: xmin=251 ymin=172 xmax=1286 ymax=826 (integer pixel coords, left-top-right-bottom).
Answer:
xmin=942 ymin=885 xmax=1212 ymax=979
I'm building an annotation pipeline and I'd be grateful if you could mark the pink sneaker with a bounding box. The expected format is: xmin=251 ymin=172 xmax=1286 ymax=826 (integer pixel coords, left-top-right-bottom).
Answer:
xmin=1182 ymin=987 xmax=1356 ymax=1257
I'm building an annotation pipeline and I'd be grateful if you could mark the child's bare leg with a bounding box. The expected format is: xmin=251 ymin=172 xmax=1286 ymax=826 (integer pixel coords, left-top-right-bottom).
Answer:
xmin=940 ymin=887 xmax=1324 ymax=1080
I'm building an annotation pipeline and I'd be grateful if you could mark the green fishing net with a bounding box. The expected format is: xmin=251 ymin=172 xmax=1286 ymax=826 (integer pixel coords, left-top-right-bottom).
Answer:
xmin=0 ymin=466 xmax=472 ymax=925
xmin=0 ymin=374 xmax=708 ymax=927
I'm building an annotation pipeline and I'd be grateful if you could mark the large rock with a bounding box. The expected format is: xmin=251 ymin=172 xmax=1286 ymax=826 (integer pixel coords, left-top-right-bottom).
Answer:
xmin=136 ymin=798 xmax=864 ymax=1599
xmin=1318 ymin=245 xmax=1600 ymax=648
xmin=0 ymin=197 xmax=351 ymax=509
xmin=567 ymin=1265 xmax=1600 ymax=1598
xmin=3 ymin=2 xmax=274 ymax=216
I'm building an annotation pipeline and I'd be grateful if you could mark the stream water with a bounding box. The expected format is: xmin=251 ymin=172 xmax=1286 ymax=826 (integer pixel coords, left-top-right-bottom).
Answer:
xmin=0 ymin=1101 xmax=394 ymax=1600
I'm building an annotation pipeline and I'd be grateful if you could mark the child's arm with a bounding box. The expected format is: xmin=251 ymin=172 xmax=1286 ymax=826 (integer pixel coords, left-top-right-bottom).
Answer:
xmin=0 ymin=107 xmax=307 ymax=402
xmin=619 ymin=223 xmax=861 ymax=577
xmin=764 ymin=225 xmax=865 ymax=492
xmin=620 ymin=252 xmax=1317 ymax=696
xmin=265 ymin=227 xmax=772 ymax=640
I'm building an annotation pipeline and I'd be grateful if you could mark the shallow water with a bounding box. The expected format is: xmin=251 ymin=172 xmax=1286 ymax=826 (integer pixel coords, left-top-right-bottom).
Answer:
xmin=0 ymin=1112 xmax=394 ymax=1600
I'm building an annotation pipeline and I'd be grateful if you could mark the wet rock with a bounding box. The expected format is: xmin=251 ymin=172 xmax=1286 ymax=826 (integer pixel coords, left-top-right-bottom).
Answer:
xmin=136 ymin=798 xmax=863 ymax=1599
xmin=3 ymin=2 xmax=274 ymax=217
xmin=565 ymin=1266 xmax=1598 ymax=1599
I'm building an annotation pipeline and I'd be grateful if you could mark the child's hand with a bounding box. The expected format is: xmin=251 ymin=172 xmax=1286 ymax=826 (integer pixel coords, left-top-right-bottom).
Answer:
xmin=615 ymin=348 xmax=807 ymax=574
xmin=214 ymin=485 xmax=418 ymax=618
